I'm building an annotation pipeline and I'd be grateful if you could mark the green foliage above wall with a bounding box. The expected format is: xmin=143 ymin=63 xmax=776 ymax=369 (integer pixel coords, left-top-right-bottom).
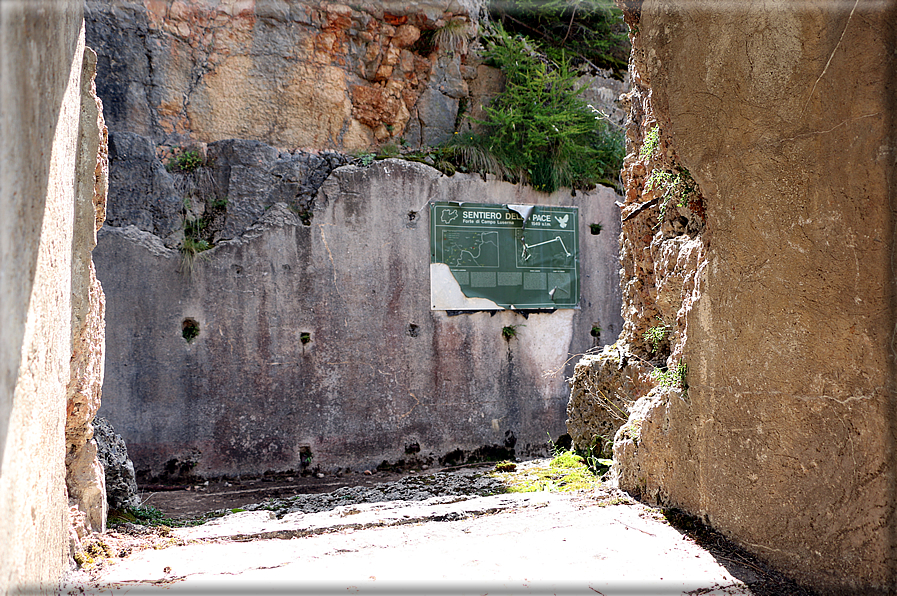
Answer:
xmin=488 ymin=0 xmax=629 ymax=75
xmin=444 ymin=24 xmax=624 ymax=193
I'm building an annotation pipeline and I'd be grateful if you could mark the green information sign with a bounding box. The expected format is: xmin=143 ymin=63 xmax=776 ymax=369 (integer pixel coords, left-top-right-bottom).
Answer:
xmin=430 ymin=202 xmax=579 ymax=310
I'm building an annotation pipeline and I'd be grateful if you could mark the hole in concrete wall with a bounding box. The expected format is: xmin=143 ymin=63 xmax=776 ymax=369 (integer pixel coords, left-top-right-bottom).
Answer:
xmin=299 ymin=446 xmax=313 ymax=469
xmin=590 ymin=323 xmax=602 ymax=343
xmin=232 ymin=265 xmax=243 ymax=275
xmin=182 ymin=318 xmax=200 ymax=343
xmin=300 ymin=332 xmax=311 ymax=345
xmin=407 ymin=324 xmax=420 ymax=337
xmin=589 ymin=223 xmax=603 ymax=235
xmin=504 ymin=430 xmax=517 ymax=449
xmin=407 ymin=210 xmax=417 ymax=221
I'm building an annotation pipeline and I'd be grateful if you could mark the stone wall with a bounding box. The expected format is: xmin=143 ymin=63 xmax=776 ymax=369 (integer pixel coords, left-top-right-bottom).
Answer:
xmin=84 ymin=0 xmax=485 ymax=151
xmin=566 ymin=0 xmax=897 ymax=593
xmin=0 ymin=3 xmax=109 ymax=591
xmin=86 ymin=0 xmax=627 ymax=484
xmin=66 ymin=45 xmax=111 ymax=550
xmin=94 ymin=144 xmax=623 ymax=479
xmin=84 ymin=0 xmax=626 ymax=154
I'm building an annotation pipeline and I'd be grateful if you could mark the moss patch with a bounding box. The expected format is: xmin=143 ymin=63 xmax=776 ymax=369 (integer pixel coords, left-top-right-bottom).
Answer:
xmin=489 ymin=451 xmax=604 ymax=493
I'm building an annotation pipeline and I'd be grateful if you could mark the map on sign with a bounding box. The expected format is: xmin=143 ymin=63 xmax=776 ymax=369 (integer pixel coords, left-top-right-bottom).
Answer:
xmin=430 ymin=202 xmax=580 ymax=310
xmin=441 ymin=231 xmax=500 ymax=267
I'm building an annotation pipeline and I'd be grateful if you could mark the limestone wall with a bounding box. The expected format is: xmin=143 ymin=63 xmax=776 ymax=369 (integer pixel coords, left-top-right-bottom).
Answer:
xmin=570 ymin=1 xmax=897 ymax=593
xmin=84 ymin=0 xmax=485 ymax=151
xmin=94 ymin=147 xmax=623 ymax=480
xmin=0 ymin=3 xmax=109 ymax=591
xmin=83 ymin=0 xmax=626 ymax=154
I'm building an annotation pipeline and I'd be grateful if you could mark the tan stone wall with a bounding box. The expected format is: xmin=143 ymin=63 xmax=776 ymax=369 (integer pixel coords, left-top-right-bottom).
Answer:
xmin=0 ymin=4 xmax=109 ymax=591
xmin=602 ymin=1 xmax=897 ymax=593
xmin=66 ymin=46 xmax=110 ymax=548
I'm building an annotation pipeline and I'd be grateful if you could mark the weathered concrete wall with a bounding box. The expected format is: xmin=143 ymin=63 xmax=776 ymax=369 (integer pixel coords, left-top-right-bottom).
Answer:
xmin=568 ymin=1 xmax=897 ymax=593
xmin=0 ymin=3 xmax=109 ymax=591
xmin=95 ymin=152 xmax=622 ymax=480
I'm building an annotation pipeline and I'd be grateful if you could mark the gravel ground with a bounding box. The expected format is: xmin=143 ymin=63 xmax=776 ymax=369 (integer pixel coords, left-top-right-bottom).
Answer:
xmin=242 ymin=466 xmax=506 ymax=517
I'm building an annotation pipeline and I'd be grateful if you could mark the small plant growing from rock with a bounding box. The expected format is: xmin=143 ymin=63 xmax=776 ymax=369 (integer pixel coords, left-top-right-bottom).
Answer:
xmin=645 ymin=167 xmax=698 ymax=221
xmin=639 ymin=126 xmax=660 ymax=158
xmin=652 ymin=360 xmax=688 ymax=397
xmin=378 ymin=143 xmax=400 ymax=158
xmin=179 ymin=235 xmax=211 ymax=276
xmin=182 ymin=318 xmax=199 ymax=343
xmin=434 ymin=17 xmax=472 ymax=54
xmin=355 ymin=152 xmax=375 ymax=167
xmin=643 ymin=322 xmax=670 ymax=353
xmin=502 ymin=324 xmax=524 ymax=341
xmin=167 ymin=149 xmax=203 ymax=173
xmin=178 ymin=197 xmax=216 ymax=276
xmin=574 ymin=435 xmax=614 ymax=472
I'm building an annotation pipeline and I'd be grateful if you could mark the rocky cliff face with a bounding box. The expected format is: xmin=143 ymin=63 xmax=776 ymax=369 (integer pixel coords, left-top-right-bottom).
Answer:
xmin=85 ymin=0 xmax=484 ymax=150
xmin=567 ymin=0 xmax=897 ymax=593
xmin=87 ymin=0 xmax=628 ymax=481
xmin=84 ymin=0 xmax=625 ymax=154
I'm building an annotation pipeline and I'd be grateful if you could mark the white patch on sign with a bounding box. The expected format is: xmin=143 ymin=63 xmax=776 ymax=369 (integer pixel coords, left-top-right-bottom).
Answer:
xmin=430 ymin=263 xmax=504 ymax=311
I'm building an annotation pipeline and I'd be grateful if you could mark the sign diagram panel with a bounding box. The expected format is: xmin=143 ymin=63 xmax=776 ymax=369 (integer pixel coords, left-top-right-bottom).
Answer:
xmin=430 ymin=202 xmax=579 ymax=310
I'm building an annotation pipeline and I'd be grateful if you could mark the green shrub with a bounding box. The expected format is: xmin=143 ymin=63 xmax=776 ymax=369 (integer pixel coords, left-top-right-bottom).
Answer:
xmin=449 ymin=24 xmax=623 ymax=193
xmin=643 ymin=323 xmax=670 ymax=353
xmin=167 ymin=149 xmax=203 ymax=173
xmin=488 ymin=0 xmax=629 ymax=75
